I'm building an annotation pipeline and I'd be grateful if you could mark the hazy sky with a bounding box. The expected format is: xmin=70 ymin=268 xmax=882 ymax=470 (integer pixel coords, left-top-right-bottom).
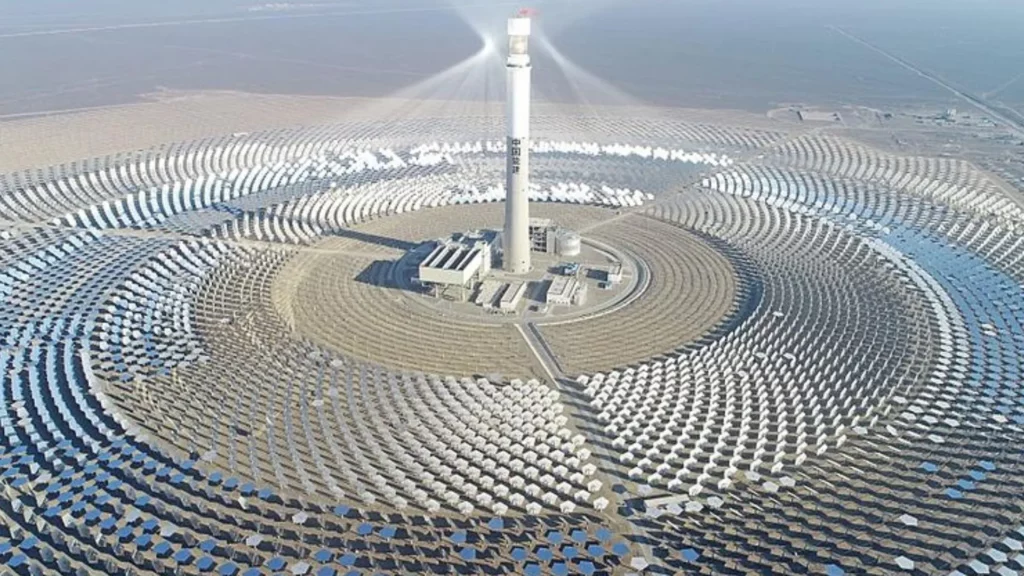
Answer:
xmin=0 ymin=0 xmax=1021 ymax=116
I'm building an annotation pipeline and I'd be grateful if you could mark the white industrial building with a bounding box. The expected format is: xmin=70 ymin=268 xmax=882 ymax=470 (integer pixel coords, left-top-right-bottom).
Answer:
xmin=546 ymin=275 xmax=586 ymax=306
xmin=604 ymin=263 xmax=623 ymax=284
xmin=499 ymin=281 xmax=527 ymax=312
xmin=525 ymin=218 xmax=581 ymax=257
xmin=474 ymin=279 xmax=506 ymax=310
xmin=472 ymin=278 xmax=528 ymax=313
xmin=418 ymin=231 xmax=495 ymax=299
xmin=529 ymin=218 xmax=555 ymax=254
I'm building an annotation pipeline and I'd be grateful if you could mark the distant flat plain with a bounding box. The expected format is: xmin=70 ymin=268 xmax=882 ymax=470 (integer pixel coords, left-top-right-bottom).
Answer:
xmin=1 ymin=0 xmax=1021 ymax=119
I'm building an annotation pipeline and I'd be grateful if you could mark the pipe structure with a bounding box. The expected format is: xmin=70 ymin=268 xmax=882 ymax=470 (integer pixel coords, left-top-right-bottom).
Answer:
xmin=503 ymin=14 xmax=532 ymax=273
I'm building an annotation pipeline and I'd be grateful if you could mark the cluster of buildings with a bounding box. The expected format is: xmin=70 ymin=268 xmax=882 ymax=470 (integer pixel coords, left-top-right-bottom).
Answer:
xmin=415 ymin=223 xmax=622 ymax=315
xmin=415 ymin=215 xmax=591 ymax=312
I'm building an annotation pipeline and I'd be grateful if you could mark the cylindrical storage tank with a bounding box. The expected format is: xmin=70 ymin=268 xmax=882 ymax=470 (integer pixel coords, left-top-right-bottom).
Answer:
xmin=557 ymin=229 xmax=581 ymax=257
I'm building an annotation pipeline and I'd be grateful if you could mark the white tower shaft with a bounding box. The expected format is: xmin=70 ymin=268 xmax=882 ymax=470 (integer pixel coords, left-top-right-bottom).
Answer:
xmin=504 ymin=16 xmax=532 ymax=274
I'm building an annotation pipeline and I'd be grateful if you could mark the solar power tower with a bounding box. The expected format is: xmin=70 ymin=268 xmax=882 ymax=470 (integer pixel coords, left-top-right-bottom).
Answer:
xmin=503 ymin=10 xmax=534 ymax=273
